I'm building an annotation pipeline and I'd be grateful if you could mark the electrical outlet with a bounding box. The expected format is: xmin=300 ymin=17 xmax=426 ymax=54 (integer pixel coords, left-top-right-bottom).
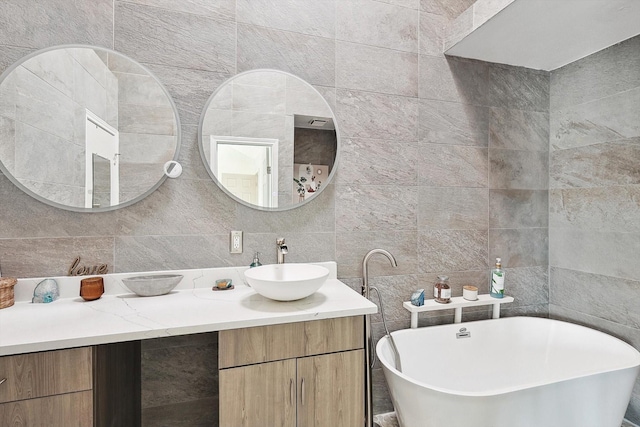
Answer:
xmin=230 ymin=231 xmax=243 ymax=254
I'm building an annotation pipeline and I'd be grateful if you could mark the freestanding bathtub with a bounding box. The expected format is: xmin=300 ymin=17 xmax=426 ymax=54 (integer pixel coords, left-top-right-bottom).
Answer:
xmin=376 ymin=317 xmax=640 ymax=427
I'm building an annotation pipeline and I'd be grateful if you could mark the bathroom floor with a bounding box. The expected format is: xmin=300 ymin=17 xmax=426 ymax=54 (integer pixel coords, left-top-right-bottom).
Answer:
xmin=373 ymin=412 xmax=637 ymax=427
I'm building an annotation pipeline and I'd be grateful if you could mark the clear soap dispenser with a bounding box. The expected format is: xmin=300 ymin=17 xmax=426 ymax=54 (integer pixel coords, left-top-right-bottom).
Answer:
xmin=250 ymin=252 xmax=262 ymax=268
xmin=489 ymin=257 xmax=505 ymax=298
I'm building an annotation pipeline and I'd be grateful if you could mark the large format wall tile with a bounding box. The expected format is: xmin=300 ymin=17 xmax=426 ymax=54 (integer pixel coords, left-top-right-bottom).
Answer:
xmin=550 ymin=36 xmax=640 ymax=111
xmin=0 ymin=0 xmax=113 ymax=49
xmin=550 ymin=228 xmax=640 ymax=281
xmin=418 ymin=229 xmax=488 ymax=272
xmin=0 ymin=237 xmax=114 ymax=278
xmin=442 ymin=5 xmax=472 ymax=49
xmin=14 ymin=122 xmax=81 ymax=187
xmin=336 ymin=41 xmax=418 ymax=97
xmin=14 ymin=66 xmax=76 ymax=143
xmin=115 ymin=179 xmax=235 ymax=236
xmin=237 ymin=0 xmax=335 ymax=38
xmin=237 ymin=24 xmax=335 ymax=87
xmin=419 ymin=56 xmax=488 ymax=105
xmin=142 ymin=335 xmax=217 ymax=407
xmin=114 ymin=234 xmax=232 ymax=272
xmin=418 ymin=145 xmax=488 ymax=187
xmin=336 ymin=185 xmax=417 ymax=232
xmin=233 ymin=184 xmax=335 ymax=233
xmin=550 ymin=88 xmax=640 ymax=150
xmin=489 ymin=149 xmax=548 ymax=190
xmin=336 ymin=89 xmax=418 ymax=140
xmin=124 ymin=0 xmax=236 ymax=21
xmin=176 ymin=125 xmax=212 ymax=181
xmin=336 ymin=230 xmax=417 ymax=278
xmin=502 ymin=266 xmax=549 ymax=306
xmin=487 ymin=64 xmax=549 ymax=112
xmin=489 ymin=107 xmax=549 ymax=151
xmin=489 ymin=228 xmax=548 ymax=268
xmin=550 ymin=139 xmax=640 ymax=188
xmin=489 ymin=189 xmax=548 ymax=229
xmin=272 ymin=232 xmax=336 ymax=264
xmin=115 ymin=2 xmax=236 ymax=73
xmin=337 ymin=0 xmax=419 ymax=53
xmin=379 ymin=0 xmax=420 ymax=10
xmin=419 ymin=99 xmax=489 ymax=146
xmin=549 ymin=186 xmax=640 ymax=233
xmin=419 ymin=12 xmax=446 ymax=57
xmin=418 ymin=187 xmax=488 ymax=230
xmin=550 ymin=267 xmax=640 ymax=330
xmin=338 ymin=138 xmax=418 ymax=185
xmin=364 ymin=274 xmax=419 ymax=323
xmin=420 ymin=0 xmax=475 ymax=20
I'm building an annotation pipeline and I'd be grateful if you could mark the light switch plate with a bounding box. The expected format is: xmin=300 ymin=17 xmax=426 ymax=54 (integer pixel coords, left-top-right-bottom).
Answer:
xmin=230 ymin=231 xmax=243 ymax=254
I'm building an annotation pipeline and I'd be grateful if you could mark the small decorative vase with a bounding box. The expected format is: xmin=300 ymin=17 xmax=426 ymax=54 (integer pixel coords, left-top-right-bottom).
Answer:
xmin=80 ymin=277 xmax=104 ymax=301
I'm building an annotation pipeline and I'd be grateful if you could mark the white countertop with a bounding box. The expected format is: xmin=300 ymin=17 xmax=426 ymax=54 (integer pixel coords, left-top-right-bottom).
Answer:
xmin=0 ymin=262 xmax=377 ymax=356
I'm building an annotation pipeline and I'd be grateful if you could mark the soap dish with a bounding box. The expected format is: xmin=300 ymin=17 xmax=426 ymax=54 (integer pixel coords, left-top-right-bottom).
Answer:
xmin=212 ymin=285 xmax=235 ymax=291
xmin=212 ymin=278 xmax=234 ymax=291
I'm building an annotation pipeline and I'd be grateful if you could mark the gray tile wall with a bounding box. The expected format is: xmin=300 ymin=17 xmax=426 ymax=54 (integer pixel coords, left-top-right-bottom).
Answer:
xmin=549 ymin=35 xmax=640 ymax=424
xmin=0 ymin=0 xmax=550 ymax=421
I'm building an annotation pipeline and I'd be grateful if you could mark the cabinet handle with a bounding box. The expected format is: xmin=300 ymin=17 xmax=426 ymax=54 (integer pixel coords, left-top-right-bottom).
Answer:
xmin=0 ymin=378 xmax=6 ymax=386
xmin=301 ymin=378 xmax=305 ymax=406
xmin=290 ymin=378 xmax=294 ymax=406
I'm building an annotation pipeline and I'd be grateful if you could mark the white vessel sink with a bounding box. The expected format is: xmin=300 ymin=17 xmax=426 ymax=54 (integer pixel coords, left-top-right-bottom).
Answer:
xmin=244 ymin=263 xmax=329 ymax=301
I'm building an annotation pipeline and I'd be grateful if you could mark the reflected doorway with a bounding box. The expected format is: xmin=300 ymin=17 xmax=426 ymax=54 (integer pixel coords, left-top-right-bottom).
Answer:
xmin=211 ymin=136 xmax=279 ymax=208
xmin=85 ymin=110 xmax=119 ymax=209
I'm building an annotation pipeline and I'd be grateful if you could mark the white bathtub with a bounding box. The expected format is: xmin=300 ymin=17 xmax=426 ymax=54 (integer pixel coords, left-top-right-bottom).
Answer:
xmin=376 ymin=317 xmax=640 ymax=427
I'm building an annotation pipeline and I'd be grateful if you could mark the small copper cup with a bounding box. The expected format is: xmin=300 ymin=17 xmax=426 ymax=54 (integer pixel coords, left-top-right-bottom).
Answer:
xmin=80 ymin=276 xmax=104 ymax=301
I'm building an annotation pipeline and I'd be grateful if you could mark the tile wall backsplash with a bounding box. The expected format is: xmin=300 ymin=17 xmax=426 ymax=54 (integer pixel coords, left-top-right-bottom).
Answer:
xmin=25 ymin=0 xmax=640 ymax=422
xmin=549 ymin=35 xmax=640 ymax=424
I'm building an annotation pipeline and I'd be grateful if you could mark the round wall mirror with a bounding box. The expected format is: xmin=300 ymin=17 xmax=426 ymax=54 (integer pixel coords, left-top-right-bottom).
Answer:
xmin=198 ymin=69 xmax=339 ymax=211
xmin=0 ymin=45 xmax=181 ymax=212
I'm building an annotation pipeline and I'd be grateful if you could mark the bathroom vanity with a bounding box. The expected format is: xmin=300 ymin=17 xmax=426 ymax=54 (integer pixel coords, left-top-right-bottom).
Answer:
xmin=0 ymin=262 xmax=375 ymax=426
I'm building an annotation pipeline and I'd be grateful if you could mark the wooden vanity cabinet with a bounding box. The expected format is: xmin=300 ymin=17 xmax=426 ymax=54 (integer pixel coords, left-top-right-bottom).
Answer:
xmin=0 ymin=347 xmax=93 ymax=426
xmin=0 ymin=341 xmax=140 ymax=427
xmin=219 ymin=316 xmax=365 ymax=427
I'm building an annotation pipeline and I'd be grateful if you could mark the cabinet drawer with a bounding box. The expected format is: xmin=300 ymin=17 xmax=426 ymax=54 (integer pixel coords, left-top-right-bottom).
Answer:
xmin=219 ymin=316 xmax=363 ymax=369
xmin=0 ymin=390 xmax=93 ymax=427
xmin=0 ymin=347 xmax=92 ymax=404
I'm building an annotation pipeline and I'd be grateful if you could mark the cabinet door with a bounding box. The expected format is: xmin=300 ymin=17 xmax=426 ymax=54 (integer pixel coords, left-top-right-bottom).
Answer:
xmin=219 ymin=359 xmax=296 ymax=427
xmin=0 ymin=391 xmax=93 ymax=427
xmin=0 ymin=347 xmax=92 ymax=404
xmin=297 ymin=350 xmax=364 ymax=427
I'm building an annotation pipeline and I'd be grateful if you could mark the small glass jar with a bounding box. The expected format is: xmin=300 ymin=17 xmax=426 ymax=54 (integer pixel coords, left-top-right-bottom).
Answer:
xmin=434 ymin=275 xmax=451 ymax=304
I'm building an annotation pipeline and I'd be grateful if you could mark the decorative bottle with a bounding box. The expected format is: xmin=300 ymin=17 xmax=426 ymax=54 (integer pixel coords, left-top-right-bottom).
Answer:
xmin=434 ymin=275 xmax=451 ymax=304
xmin=489 ymin=258 xmax=505 ymax=298
xmin=249 ymin=252 xmax=262 ymax=268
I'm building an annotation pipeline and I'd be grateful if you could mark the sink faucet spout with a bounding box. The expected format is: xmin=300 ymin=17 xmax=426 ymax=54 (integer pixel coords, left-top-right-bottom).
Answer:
xmin=276 ymin=238 xmax=288 ymax=264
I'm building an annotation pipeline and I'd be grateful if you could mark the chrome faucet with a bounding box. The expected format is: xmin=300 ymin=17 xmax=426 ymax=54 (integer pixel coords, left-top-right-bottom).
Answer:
xmin=362 ymin=249 xmax=398 ymax=427
xmin=276 ymin=238 xmax=288 ymax=264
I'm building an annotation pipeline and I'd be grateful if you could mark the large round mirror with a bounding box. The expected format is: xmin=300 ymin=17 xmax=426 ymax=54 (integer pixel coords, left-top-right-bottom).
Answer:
xmin=198 ymin=69 xmax=339 ymax=211
xmin=0 ymin=45 xmax=180 ymax=212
